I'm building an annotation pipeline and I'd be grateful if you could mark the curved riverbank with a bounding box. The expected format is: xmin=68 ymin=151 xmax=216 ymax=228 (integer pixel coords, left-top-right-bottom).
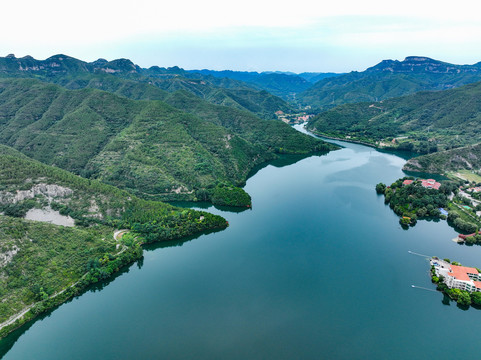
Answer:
xmin=306 ymin=129 xmax=379 ymax=148
xmin=0 ymin=215 xmax=227 ymax=341
xmin=0 ymin=244 xmax=143 ymax=339
xmin=4 ymin=138 xmax=481 ymax=360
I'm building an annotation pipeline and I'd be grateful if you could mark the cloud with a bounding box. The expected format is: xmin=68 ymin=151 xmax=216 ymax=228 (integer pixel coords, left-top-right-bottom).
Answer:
xmin=3 ymin=0 xmax=481 ymax=71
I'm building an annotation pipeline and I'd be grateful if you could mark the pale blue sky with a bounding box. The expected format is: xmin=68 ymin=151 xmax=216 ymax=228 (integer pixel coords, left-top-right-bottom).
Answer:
xmin=3 ymin=0 xmax=481 ymax=73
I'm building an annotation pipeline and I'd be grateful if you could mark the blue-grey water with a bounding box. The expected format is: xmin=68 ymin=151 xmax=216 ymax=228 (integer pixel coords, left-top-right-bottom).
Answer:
xmin=2 ymin=128 xmax=481 ymax=359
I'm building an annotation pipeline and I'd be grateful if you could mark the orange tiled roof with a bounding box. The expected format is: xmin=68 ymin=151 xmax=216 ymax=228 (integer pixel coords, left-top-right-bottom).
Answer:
xmin=474 ymin=281 xmax=481 ymax=290
xmin=421 ymin=179 xmax=441 ymax=189
xmin=449 ymin=265 xmax=479 ymax=282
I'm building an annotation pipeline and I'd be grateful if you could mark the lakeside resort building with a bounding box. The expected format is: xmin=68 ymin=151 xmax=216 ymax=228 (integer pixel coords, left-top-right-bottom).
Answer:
xmin=402 ymin=179 xmax=441 ymax=190
xmin=431 ymin=258 xmax=481 ymax=293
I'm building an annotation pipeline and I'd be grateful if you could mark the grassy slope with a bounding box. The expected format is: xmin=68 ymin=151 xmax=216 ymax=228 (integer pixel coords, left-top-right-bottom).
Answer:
xmin=0 ymin=217 xmax=116 ymax=322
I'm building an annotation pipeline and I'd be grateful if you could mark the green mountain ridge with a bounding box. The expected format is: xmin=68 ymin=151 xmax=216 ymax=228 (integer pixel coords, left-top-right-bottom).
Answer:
xmin=403 ymin=143 xmax=481 ymax=173
xmin=0 ymin=78 xmax=335 ymax=202
xmin=0 ymin=54 xmax=293 ymax=119
xmin=307 ymin=80 xmax=481 ymax=154
xmin=299 ymin=56 xmax=481 ymax=109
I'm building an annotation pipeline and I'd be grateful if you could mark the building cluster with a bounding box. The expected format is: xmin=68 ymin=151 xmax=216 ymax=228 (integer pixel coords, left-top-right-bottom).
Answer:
xmin=467 ymin=186 xmax=481 ymax=193
xmin=275 ymin=111 xmax=314 ymax=124
xmin=402 ymin=178 xmax=441 ymax=190
xmin=431 ymin=258 xmax=481 ymax=293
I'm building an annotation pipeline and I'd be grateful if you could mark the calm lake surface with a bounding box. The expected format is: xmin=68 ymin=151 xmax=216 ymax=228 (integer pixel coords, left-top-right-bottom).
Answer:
xmin=2 ymin=126 xmax=481 ymax=359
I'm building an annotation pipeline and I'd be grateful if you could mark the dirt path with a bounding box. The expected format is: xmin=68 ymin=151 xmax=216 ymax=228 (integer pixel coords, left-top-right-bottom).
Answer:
xmin=0 ymin=229 xmax=131 ymax=332
xmin=113 ymin=229 xmax=129 ymax=241
xmin=0 ymin=305 xmax=35 ymax=330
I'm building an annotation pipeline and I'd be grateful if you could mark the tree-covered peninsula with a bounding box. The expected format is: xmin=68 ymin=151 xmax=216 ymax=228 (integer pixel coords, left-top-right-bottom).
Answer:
xmin=430 ymin=258 xmax=481 ymax=308
xmin=376 ymin=177 xmax=450 ymax=227
xmin=376 ymin=176 xmax=481 ymax=235
xmin=0 ymin=144 xmax=227 ymax=338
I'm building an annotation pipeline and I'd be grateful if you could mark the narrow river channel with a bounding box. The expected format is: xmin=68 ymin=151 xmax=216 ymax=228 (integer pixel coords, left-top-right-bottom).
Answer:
xmin=2 ymin=126 xmax=481 ymax=359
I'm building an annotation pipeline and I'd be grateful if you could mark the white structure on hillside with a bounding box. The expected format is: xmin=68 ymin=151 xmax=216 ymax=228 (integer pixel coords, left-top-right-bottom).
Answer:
xmin=430 ymin=258 xmax=481 ymax=293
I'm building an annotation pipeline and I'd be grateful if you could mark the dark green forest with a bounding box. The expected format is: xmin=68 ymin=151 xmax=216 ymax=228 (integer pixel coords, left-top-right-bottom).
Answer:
xmin=308 ymin=81 xmax=481 ymax=155
xmin=0 ymin=78 xmax=335 ymax=203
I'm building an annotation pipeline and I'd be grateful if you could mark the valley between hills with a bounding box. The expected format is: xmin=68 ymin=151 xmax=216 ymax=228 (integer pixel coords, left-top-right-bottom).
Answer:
xmin=3 ymin=53 xmax=481 ymax=338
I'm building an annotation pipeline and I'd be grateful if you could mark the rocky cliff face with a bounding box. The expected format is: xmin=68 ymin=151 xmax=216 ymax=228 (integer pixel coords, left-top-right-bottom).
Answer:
xmin=403 ymin=144 xmax=481 ymax=174
xmin=0 ymin=184 xmax=73 ymax=204
xmin=0 ymin=54 xmax=141 ymax=75
xmin=366 ymin=56 xmax=481 ymax=74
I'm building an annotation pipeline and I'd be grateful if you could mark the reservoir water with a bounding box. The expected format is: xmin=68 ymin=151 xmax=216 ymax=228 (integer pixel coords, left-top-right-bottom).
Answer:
xmin=2 ymin=127 xmax=481 ymax=359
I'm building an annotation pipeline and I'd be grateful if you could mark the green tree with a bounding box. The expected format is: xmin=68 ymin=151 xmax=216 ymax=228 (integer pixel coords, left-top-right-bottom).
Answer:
xmin=471 ymin=292 xmax=481 ymax=306
xmin=457 ymin=290 xmax=472 ymax=306
xmin=375 ymin=183 xmax=386 ymax=194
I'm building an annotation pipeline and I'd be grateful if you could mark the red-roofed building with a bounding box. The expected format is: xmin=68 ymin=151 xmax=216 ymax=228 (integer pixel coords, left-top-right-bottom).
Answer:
xmin=403 ymin=178 xmax=441 ymax=189
xmin=474 ymin=281 xmax=481 ymax=291
xmin=457 ymin=230 xmax=481 ymax=241
xmin=431 ymin=258 xmax=481 ymax=292
xmin=467 ymin=187 xmax=481 ymax=193
xmin=421 ymin=179 xmax=441 ymax=190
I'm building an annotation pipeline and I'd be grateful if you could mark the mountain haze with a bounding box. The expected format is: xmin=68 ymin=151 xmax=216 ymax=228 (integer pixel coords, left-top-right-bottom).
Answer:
xmin=299 ymin=56 xmax=481 ymax=109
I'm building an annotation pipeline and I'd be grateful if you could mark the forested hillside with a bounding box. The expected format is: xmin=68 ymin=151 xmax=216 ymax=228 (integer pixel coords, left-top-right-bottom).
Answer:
xmin=307 ymin=81 xmax=481 ymax=154
xmin=403 ymin=144 xmax=481 ymax=173
xmin=0 ymin=78 xmax=335 ymax=202
xmin=0 ymin=54 xmax=293 ymax=119
xmin=299 ymin=56 xmax=481 ymax=109
xmin=0 ymin=144 xmax=227 ymax=336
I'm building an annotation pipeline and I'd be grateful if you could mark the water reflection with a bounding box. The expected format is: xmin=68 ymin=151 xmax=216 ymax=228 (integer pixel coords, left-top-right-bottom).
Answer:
xmin=0 ymin=224 xmax=224 ymax=359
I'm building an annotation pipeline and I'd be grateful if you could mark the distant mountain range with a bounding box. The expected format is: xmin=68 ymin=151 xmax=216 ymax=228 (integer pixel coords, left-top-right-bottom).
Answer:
xmin=299 ymin=56 xmax=481 ymax=109
xmin=0 ymin=54 xmax=293 ymax=119
xmin=7 ymin=54 xmax=481 ymax=115
xmin=187 ymin=69 xmax=342 ymax=99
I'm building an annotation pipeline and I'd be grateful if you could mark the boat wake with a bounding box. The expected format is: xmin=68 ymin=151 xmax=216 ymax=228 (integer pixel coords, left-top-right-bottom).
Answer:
xmin=408 ymin=250 xmax=431 ymax=258
xmin=411 ymin=285 xmax=437 ymax=292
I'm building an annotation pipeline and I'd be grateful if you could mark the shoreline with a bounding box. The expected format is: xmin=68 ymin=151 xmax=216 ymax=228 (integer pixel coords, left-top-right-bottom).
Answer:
xmin=307 ymin=130 xmax=380 ymax=149
xmin=0 ymin=244 xmax=143 ymax=339
xmin=0 ymin=221 xmax=228 ymax=340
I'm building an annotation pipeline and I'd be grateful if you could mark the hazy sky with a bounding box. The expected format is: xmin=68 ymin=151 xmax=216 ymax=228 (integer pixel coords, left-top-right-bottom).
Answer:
xmin=3 ymin=0 xmax=481 ymax=73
